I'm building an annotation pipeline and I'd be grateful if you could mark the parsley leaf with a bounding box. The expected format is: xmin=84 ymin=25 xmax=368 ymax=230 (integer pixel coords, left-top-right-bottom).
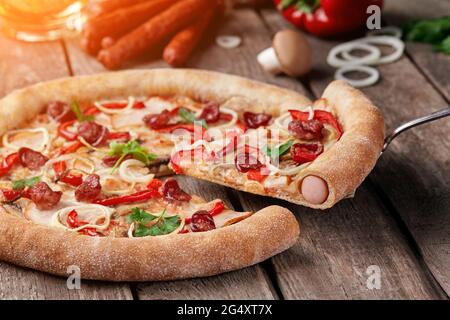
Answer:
xmin=71 ymin=101 xmax=94 ymax=122
xmin=108 ymin=140 xmax=157 ymax=173
xmin=128 ymin=208 xmax=181 ymax=237
xmin=12 ymin=176 xmax=41 ymax=190
xmin=403 ymin=17 xmax=450 ymax=56
xmin=178 ymin=107 xmax=208 ymax=129
xmin=264 ymin=140 xmax=294 ymax=161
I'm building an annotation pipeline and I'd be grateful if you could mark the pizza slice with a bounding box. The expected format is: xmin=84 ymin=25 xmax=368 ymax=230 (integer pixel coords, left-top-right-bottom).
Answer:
xmin=0 ymin=70 xmax=301 ymax=281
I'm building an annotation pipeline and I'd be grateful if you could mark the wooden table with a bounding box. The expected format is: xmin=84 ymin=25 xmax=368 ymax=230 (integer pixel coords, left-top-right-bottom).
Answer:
xmin=1 ymin=0 xmax=449 ymax=300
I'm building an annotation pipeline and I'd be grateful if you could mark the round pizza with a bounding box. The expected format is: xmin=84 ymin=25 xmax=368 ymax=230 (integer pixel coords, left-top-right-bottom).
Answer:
xmin=0 ymin=69 xmax=383 ymax=281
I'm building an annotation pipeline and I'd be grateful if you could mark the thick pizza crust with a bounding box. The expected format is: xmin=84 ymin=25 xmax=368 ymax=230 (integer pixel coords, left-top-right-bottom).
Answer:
xmin=0 ymin=205 xmax=299 ymax=281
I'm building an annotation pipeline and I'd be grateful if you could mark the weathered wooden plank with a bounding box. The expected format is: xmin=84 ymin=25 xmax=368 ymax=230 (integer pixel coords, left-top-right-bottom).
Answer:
xmin=261 ymin=6 xmax=450 ymax=297
xmin=0 ymin=36 xmax=133 ymax=300
xmin=384 ymin=0 xmax=450 ymax=101
xmin=64 ymin=29 xmax=278 ymax=300
xmin=258 ymin=9 xmax=446 ymax=299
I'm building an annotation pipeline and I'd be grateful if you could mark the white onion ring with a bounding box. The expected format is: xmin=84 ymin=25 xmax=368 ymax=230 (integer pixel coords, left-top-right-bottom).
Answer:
xmin=2 ymin=128 xmax=49 ymax=152
xmin=342 ymin=36 xmax=405 ymax=65
xmin=367 ymin=26 xmax=402 ymax=39
xmin=52 ymin=204 xmax=113 ymax=232
xmin=216 ymin=35 xmax=242 ymax=49
xmin=94 ymin=96 xmax=136 ymax=115
xmin=327 ymin=42 xmax=381 ymax=67
xmin=118 ymin=159 xmax=154 ymax=184
xmin=335 ymin=65 xmax=380 ymax=88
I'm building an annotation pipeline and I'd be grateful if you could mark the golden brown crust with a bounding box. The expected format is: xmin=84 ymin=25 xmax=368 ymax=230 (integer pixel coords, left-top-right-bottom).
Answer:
xmin=0 ymin=205 xmax=299 ymax=281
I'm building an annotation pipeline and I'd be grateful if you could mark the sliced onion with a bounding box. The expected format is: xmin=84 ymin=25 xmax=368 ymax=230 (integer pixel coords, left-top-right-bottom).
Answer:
xmin=367 ymin=26 xmax=402 ymax=39
xmin=216 ymin=35 xmax=242 ymax=49
xmin=94 ymin=96 xmax=135 ymax=115
xmin=118 ymin=159 xmax=154 ymax=184
xmin=52 ymin=204 xmax=113 ymax=232
xmin=335 ymin=65 xmax=380 ymax=88
xmin=43 ymin=153 xmax=95 ymax=178
xmin=2 ymin=128 xmax=49 ymax=152
xmin=342 ymin=36 xmax=405 ymax=65
xmin=327 ymin=42 xmax=381 ymax=67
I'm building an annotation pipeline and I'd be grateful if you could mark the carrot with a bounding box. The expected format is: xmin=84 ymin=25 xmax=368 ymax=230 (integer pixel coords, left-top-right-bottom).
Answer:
xmin=86 ymin=0 xmax=151 ymax=17
xmin=163 ymin=3 xmax=217 ymax=67
xmin=97 ymin=0 xmax=211 ymax=69
xmin=81 ymin=0 xmax=176 ymax=55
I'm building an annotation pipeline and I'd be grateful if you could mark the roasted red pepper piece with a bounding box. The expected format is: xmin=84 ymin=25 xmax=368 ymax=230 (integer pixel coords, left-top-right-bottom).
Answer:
xmin=275 ymin=0 xmax=384 ymax=37
xmin=0 ymin=152 xmax=20 ymax=177
xmin=247 ymin=167 xmax=269 ymax=183
xmin=95 ymin=189 xmax=160 ymax=207
xmin=289 ymin=109 xmax=343 ymax=138
xmin=59 ymin=141 xmax=84 ymax=155
xmin=52 ymin=161 xmax=67 ymax=177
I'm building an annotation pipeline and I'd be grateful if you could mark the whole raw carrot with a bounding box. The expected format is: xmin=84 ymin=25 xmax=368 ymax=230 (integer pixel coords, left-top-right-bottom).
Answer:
xmin=163 ymin=3 xmax=217 ymax=67
xmin=81 ymin=0 xmax=176 ymax=55
xmin=98 ymin=0 xmax=211 ymax=69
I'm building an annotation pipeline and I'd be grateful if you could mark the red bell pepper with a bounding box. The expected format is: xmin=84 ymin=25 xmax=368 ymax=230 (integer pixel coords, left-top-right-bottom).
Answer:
xmin=289 ymin=109 xmax=343 ymax=138
xmin=107 ymin=132 xmax=131 ymax=141
xmin=274 ymin=0 xmax=384 ymax=37
xmin=60 ymin=172 xmax=83 ymax=187
xmin=58 ymin=120 xmax=78 ymax=141
xmin=59 ymin=140 xmax=84 ymax=155
xmin=67 ymin=209 xmax=79 ymax=228
xmin=0 ymin=153 xmax=20 ymax=177
xmin=209 ymin=201 xmax=225 ymax=217
xmin=1 ymin=189 xmax=22 ymax=202
xmin=52 ymin=161 xmax=67 ymax=177
xmin=95 ymin=189 xmax=161 ymax=207
xmin=247 ymin=167 xmax=270 ymax=183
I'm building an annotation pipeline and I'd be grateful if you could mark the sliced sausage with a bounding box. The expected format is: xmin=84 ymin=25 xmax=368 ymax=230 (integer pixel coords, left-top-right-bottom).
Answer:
xmin=18 ymin=147 xmax=49 ymax=171
xmin=28 ymin=182 xmax=63 ymax=210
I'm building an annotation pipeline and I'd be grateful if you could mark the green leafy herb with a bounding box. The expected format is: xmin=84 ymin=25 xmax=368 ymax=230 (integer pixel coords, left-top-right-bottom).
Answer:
xmin=128 ymin=208 xmax=181 ymax=237
xmin=71 ymin=101 xmax=94 ymax=122
xmin=178 ymin=107 xmax=208 ymax=129
xmin=108 ymin=140 xmax=157 ymax=173
xmin=12 ymin=176 xmax=41 ymax=190
xmin=403 ymin=17 xmax=450 ymax=56
xmin=264 ymin=140 xmax=294 ymax=161
xmin=280 ymin=0 xmax=319 ymax=12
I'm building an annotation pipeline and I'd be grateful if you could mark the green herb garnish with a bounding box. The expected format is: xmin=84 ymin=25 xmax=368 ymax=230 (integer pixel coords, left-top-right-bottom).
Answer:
xmin=108 ymin=140 xmax=157 ymax=173
xmin=12 ymin=176 xmax=41 ymax=190
xmin=403 ymin=17 xmax=450 ymax=55
xmin=264 ymin=140 xmax=294 ymax=162
xmin=71 ymin=101 xmax=94 ymax=122
xmin=128 ymin=208 xmax=181 ymax=237
xmin=178 ymin=107 xmax=208 ymax=129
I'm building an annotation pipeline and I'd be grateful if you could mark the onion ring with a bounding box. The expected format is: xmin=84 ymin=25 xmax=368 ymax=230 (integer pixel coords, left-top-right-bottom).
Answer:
xmin=327 ymin=42 xmax=381 ymax=67
xmin=342 ymin=36 xmax=405 ymax=65
xmin=335 ymin=65 xmax=380 ymax=88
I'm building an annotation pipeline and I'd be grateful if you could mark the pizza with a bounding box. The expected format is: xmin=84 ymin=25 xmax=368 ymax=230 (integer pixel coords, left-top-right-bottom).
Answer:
xmin=0 ymin=69 xmax=383 ymax=281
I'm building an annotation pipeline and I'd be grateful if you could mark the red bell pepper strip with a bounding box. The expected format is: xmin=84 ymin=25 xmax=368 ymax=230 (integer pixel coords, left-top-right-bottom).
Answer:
xmin=0 ymin=153 xmax=20 ymax=176
xmin=0 ymin=153 xmax=20 ymax=177
xmin=67 ymin=209 xmax=79 ymax=228
xmin=289 ymin=109 xmax=343 ymax=138
xmin=1 ymin=189 xmax=22 ymax=202
xmin=147 ymin=178 xmax=162 ymax=191
xmin=107 ymin=132 xmax=131 ymax=141
xmin=95 ymin=189 xmax=161 ymax=207
xmin=79 ymin=227 xmax=99 ymax=236
xmin=209 ymin=201 xmax=225 ymax=217
xmin=59 ymin=140 xmax=84 ymax=155
xmin=178 ymin=228 xmax=189 ymax=234
xmin=52 ymin=161 xmax=67 ymax=177
xmin=60 ymin=172 xmax=84 ymax=187
xmin=58 ymin=120 xmax=78 ymax=141
xmin=247 ymin=167 xmax=269 ymax=183
xmin=274 ymin=0 xmax=384 ymax=38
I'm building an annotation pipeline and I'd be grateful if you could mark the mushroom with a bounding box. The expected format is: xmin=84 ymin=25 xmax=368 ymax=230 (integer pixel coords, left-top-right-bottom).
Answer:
xmin=257 ymin=29 xmax=312 ymax=77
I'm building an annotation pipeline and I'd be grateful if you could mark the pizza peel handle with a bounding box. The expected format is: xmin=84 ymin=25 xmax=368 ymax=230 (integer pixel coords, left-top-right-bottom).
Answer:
xmin=382 ymin=107 xmax=450 ymax=153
